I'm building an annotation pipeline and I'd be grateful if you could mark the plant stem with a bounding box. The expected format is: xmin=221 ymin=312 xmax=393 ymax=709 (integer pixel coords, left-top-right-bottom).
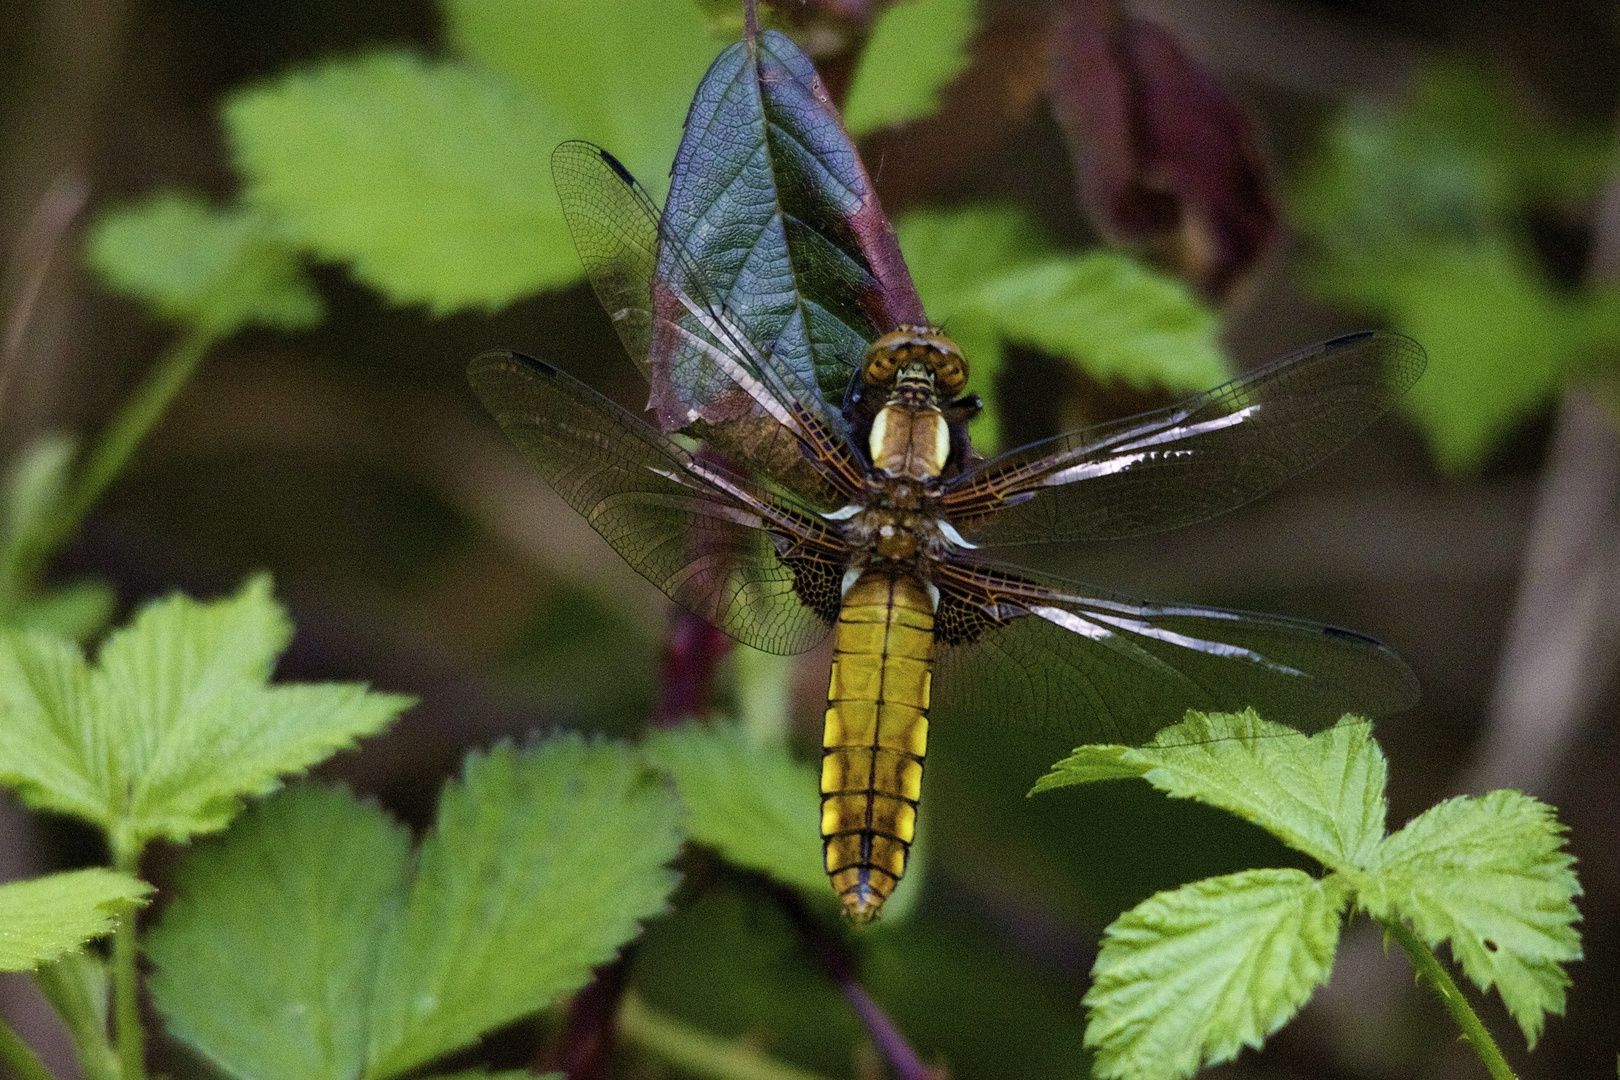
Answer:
xmin=0 ymin=1014 xmax=58 ymax=1080
xmin=618 ymin=992 xmax=834 ymax=1080
xmin=770 ymin=882 xmax=939 ymax=1080
xmin=1380 ymin=918 xmax=1517 ymax=1080
xmin=26 ymin=323 xmax=216 ymax=580
xmin=110 ymin=838 xmax=145 ymax=1080
xmin=33 ymin=954 xmax=121 ymax=1080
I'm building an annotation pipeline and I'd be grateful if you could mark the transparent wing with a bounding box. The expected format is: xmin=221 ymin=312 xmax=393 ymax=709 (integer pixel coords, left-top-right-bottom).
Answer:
xmin=552 ymin=141 xmax=865 ymax=507
xmin=467 ymin=350 xmax=847 ymax=656
xmin=942 ymin=332 xmax=1426 ymax=546
xmin=931 ymin=558 xmax=1418 ymax=746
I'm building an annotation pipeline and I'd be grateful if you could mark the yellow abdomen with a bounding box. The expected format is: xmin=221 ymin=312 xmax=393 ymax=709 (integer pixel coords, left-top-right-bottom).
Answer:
xmin=821 ymin=569 xmax=934 ymax=921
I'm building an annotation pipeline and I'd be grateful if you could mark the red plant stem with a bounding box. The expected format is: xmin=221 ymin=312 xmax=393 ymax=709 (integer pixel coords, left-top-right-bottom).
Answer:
xmin=772 ymin=883 xmax=941 ymax=1080
xmin=655 ymin=607 xmax=733 ymax=726
xmin=546 ymin=957 xmax=631 ymax=1080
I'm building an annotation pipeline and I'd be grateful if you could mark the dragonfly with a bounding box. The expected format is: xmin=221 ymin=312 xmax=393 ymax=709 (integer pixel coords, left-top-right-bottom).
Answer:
xmin=469 ymin=141 xmax=1425 ymax=922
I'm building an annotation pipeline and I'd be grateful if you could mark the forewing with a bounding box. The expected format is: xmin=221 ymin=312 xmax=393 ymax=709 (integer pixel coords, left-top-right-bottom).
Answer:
xmin=467 ymin=351 xmax=844 ymax=656
xmin=552 ymin=141 xmax=862 ymax=508
xmin=943 ymin=332 xmax=1426 ymax=545
xmin=931 ymin=559 xmax=1418 ymax=746
xmin=552 ymin=140 xmax=661 ymax=380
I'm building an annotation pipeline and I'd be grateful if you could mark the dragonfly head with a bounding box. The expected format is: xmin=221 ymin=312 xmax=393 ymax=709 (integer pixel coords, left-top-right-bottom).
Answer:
xmin=863 ymin=325 xmax=968 ymax=398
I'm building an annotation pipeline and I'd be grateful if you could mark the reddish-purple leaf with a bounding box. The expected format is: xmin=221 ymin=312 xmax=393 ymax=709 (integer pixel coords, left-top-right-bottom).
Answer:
xmin=1049 ymin=0 xmax=1276 ymax=299
xmin=649 ymin=27 xmax=926 ymax=433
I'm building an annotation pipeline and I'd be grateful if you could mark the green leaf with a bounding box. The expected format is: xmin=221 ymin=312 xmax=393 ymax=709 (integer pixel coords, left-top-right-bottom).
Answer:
xmin=1085 ymin=869 xmax=1348 ymax=1080
xmin=365 ymin=737 xmax=682 ymax=1078
xmin=2 ymin=581 xmax=117 ymax=642
xmin=1361 ymin=790 xmax=1582 ymax=1047
xmin=1304 ymin=238 xmax=1594 ymax=472
xmin=0 ymin=574 xmax=412 ymax=846
xmin=896 ymin=205 xmax=1227 ymax=446
xmin=980 ymin=254 xmax=1227 ymax=390
xmin=422 ymin=1073 xmax=558 ymax=1080
xmin=1034 ymin=711 xmax=1386 ymax=871
xmin=146 ymin=786 xmax=411 ymax=1080
xmin=441 ymin=0 xmax=714 ymax=189
xmin=643 ymin=721 xmax=825 ymax=895
xmin=843 ymin=0 xmax=977 ymax=136
xmin=227 ymin=53 xmax=576 ymax=314
xmin=0 ymin=869 xmax=150 ymax=971
xmin=652 ymin=28 xmax=927 ymax=420
xmin=86 ymin=192 xmax=322 ymax=335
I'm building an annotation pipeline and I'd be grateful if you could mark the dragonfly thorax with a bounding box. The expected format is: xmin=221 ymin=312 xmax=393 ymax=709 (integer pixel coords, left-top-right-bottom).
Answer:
xmin=868 ymin=366 xmax=950 ymax=482
xmin=840 ymin=482 xmax=952 ymax=565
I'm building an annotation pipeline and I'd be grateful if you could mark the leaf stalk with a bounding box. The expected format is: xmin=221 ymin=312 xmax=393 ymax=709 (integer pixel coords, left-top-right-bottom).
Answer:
xmin=617 ymin=991 xmax=832 ymax=1080
xmin=23 ymin=322 xmax=216 ymax=583
xmin=110 ymin=840 xmax=146 ymax=1080
xmin=1380 ymin=917 xmax=1517 ymax=1080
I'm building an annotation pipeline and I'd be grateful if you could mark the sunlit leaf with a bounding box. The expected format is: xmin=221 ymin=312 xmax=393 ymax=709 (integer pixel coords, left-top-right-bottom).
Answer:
xmin=1035 ymin=712 xmax=1385 ymax=870
xmin=843 ymin=0 xmax=977 ymax=136
xmin=442 ymin=0 xmax=714 ymax=192
xmin=365 ymin=737 xmax=683 ymax=1078
xmin=0 ymin=575 xmax=412 ymax=845
xmin=86 ymin=192 xmax=321 ymax=334
xmin=643 ymin=721 xmax=825 ymax=894
xmin=227 ymin=53 xmax=576 ymax=314
xmin=896 ymin=205 xmax=1227 ymax=445
xmin=0 ymin=870 xmax=150 ymax=971
xmin=1361 ymin=790 xmax=1582 ymax=1047
xmin=147 ymin=786 xmax=411 ymax=1080
xmin=1085 ymin=869 xmax=1348 ymax=1080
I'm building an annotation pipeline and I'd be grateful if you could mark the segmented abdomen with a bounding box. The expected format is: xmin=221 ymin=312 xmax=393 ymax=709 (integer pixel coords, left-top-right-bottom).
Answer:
xmin=821 ymin=568 xmax=934 ymax=921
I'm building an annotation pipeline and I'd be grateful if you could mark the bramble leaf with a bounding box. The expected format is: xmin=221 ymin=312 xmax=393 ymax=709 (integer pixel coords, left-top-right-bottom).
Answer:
xmin=1034 ymin=711 xmax=1386 ymax=871
xmin=650 ymin=27 xmax=926 ymax=427
xmin=86 ymin=191 xmax=321 ymax=335
xmin=843 ymin=0 xmax=977 ymax=136
xmin=1085 ymin=869 xmax=1348 ymax=1080
xmin=980 ymin=254 xmax=1227 ymax=390
xmin=1362 ymin=790 xmax=1583 ymax=1047
xmin=643 ymin=721 xmax=825 ymax=894
xmin=227 ymin=53 xmax=575 ymax=314
xmin=365 ymin=737 xmax=683 ymax=1078
xmin=148 ymin=737 xmax=681 ymax=1080
xmin=896 ymin=205 xmax=1227 ymax=445
xmin=0 ymin=869 xmax=150 ymax=971
xmin=146 ymin=786 xmax=411 ymax=1080
xmin=441 ymin=0 xmax=713 ymax=190
xmin=0 ymin=575 xmax=412 ymax=846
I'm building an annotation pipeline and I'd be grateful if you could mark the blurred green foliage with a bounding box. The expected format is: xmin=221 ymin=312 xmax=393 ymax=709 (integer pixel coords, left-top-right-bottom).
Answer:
xmin=1293 ymin=62 xmax=1620 ymax=470
xmin=85 ymin=193 xmax=321 ymax=334
xmin=842 ymin=0 xmax=977 ymax=137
